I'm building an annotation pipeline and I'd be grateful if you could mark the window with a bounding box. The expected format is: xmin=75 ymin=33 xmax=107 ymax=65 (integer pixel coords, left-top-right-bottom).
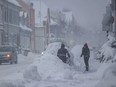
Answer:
xmin=16 ymin=11 xmax=19 ymax=25
xmin=0 ymin=5 xmax=2 ymax=24
xmin=8 ymin=9 xmax=12 ymax=24
xmin=4 ymin=7 xmax=7 ymax=23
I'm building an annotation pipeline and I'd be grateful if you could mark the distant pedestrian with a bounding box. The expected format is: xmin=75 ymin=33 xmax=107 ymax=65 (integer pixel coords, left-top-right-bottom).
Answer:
xmin=80 ymin=43 xmax=90 ymax=71
xmin=57 ymin=43 xmax=70 ymax=64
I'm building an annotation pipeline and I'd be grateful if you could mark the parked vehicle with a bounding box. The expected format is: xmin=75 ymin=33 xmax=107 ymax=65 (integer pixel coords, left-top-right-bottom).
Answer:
xmin=0 ymin=45 xmax=18 ymax=64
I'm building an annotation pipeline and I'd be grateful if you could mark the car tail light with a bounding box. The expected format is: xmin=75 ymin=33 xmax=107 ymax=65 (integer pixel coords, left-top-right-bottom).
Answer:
xmin=6 ymin=54 xmax=11 ymax=58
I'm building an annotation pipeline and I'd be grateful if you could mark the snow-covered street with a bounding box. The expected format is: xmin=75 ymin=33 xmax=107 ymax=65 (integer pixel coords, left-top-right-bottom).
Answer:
xmin=0 ymin=53 xmax=100 ymax=87
xmin=0 ymin=53 xmax=38 ymax=80
xmin=0 ymin=0 xmax=116 ymax=87
xmin=0 ymin=42 xmax=115 ymax=87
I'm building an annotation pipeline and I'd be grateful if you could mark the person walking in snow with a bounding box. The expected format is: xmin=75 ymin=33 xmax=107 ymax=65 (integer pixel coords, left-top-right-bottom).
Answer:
xmin=57 ymin=43 xmax=70 ymax=64
xmin=80 ymin=43 xmax=90 ymax=71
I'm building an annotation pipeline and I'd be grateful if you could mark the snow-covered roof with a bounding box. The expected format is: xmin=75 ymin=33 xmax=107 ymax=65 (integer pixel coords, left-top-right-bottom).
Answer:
xmin=7 ymin=0 xmax=21 ymax=7
xmin=20 ymin=24 xmax=32 ymax=31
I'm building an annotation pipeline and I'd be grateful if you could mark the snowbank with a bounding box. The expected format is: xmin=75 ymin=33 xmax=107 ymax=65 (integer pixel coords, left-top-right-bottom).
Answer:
xmin=95 ymin=63 xmax=111 ymax=78
xmin=23 ymin=66 xmax=41 ymax=81
xmin=99 ymin=35 xmax=116 ymax=62
xmin=101 ymin=42 xmax=115 ymax=61
xmin=0 ymin=42 xmax=106 ymax=87
xmin=0 ymin=80 xmax=25 ymax=87
xmin=0 ymin=53 xmax=39 ymax=87
xmin=95 ymin=35 xmax=116 ymax=87
xmin=71 ymin=45 xmax=83 ymax=69
xmin=31 ymin=53 xmax=73 ymax=80
xmin=24 ymin=42 xmax=79 ymax=80
xmin=96 ymin=63 xmax=116 ymax=87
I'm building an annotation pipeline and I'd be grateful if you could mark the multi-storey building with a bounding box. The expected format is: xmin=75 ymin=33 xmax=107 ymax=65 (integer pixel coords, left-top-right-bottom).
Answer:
xmin=0 ymin=0 xmax=21 ymax=46
xmin=16 ymin=0 xmax=35 ymax=53
xmin=0 ymin=0 xmax=4 ymax=45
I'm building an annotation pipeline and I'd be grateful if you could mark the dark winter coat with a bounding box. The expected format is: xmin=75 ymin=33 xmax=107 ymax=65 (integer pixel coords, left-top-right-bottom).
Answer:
xmin=81 ymin=44 xmax=90 ymax=58
xmin=81 ymin=43 xmax=90 ymax=71
xmin=57 ymin=44 xmax=70 ymax=63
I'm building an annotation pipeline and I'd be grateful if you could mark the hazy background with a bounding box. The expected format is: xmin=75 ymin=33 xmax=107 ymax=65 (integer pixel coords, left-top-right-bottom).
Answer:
xmin=43 ymin=0 xmax=110 ymax=29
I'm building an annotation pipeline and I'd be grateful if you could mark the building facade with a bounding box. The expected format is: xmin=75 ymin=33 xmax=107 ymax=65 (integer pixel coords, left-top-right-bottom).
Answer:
xmin=0 ymin=0 xmax=21 ymax=46
xmin=29 ymin=0 xmax=48 ymax=53
xmin=0 ymin=0 xmax=4 ymax=45
xmin=34 ymin=26 xmax=46 ymax=53
xmin=17 ymin=0 xmax=35 ymax=52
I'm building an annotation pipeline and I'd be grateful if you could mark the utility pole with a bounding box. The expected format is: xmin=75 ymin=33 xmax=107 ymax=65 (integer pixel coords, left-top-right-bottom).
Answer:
xmin=6 ymin=1 xmax=9 ymax=45
xmin=47 ymin=8 xmax=50 ymax=45
xmin=29 ymin=0 xmax=36 ymax=52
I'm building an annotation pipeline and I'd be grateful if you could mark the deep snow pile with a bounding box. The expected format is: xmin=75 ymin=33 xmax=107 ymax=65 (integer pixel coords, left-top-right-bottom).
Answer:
xmin=31 ymin=53 xmax=73 ymax=80
xmin=0 ymin=42 xmax=111 ymax=87
xmin=98 ymin=35 xmax=116 ymax=62
xmin=95 ymin=35 xmax=116 ymax=87
xmin=23 ymin=65 xmax=41 ymax=81
xmin=23 ymin=42 xmax=74 ymax=81
xmin=23 ymin=42 xmax=84 ymax=81
xmin=71 ymin=45 xmax=83 ymax=70
xmin=0 ymin=42 xmax=75 ymax=87
xmin=0 ymin=80 xmax=25 ymax=87
xmin=23 ymin=43 xmax=97 ymax=81
xmin=96 ymin=63 xmax=116 ymax=87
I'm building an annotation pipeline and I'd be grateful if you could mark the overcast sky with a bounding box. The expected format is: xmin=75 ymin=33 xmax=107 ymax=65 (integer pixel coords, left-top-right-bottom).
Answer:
xmin=43 ymin=0 xmax=110 ymax=29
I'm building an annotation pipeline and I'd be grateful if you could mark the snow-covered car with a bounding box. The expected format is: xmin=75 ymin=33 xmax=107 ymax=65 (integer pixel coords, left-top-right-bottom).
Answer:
xmin=41 ymin=42 xmax=62 ymax=56
xmin=0 ymin=45 xmax=18 ymax=64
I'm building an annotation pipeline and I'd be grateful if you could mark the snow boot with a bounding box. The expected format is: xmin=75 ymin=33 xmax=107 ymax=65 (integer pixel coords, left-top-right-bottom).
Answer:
xmin=86 ymin=66 xmax=89 ymax=71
